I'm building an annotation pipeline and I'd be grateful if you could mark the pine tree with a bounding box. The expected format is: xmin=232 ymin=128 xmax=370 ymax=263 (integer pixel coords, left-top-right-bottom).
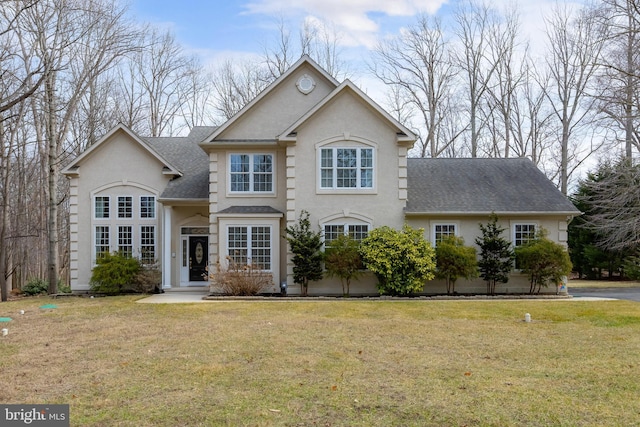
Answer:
xmin=284 ymin=210 xmax=323 ymax=296
xmin=475 ymin=213 xmax=514 ymax=295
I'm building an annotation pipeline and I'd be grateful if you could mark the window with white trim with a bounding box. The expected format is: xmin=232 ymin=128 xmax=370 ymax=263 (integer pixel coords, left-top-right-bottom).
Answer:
xmin=434 ymin=224 xmax=456 ymax=245
xmin=118 ymin=196 xmax=132 ymax=218
xmin=323 ymin=223 xmax=370 ymax=247
xmin=230 ymin=154 xmax=273 ymax=193
xmin=228 ymin=226 xmax=271 ymax=270
xmin=118 ymin=226 xmax=133 ymax=258
xmin=514 ymin=224 xmax=536 ymax=247
xmin=320 ymin=147 xmax=373 ymax=189
xmin=95 ymin=226 xmax=110 ymax=259
xmin=95 ymin=196 xmax=110 ymax=219
xmin=140 ymin=196 xmax=155 ymax=219
xmin=140 ymin=226 xmax=155 ymax=264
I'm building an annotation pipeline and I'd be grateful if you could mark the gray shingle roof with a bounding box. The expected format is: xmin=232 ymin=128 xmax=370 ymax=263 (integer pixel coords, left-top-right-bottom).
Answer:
xmin=406 ymin=158 xmax=579 ymax=214
xmin=144 ymin=127 xmax=217 ymax=200
xmin=218 ymin=206 xmax=284 ymax=215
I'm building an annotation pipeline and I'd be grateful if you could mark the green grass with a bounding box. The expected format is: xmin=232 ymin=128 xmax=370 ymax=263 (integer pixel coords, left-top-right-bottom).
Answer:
xmin=1 ymin=296 xmax=640 ymax=426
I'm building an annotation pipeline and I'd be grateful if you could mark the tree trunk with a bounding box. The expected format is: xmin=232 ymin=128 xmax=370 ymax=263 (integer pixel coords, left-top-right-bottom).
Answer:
xmin=46 ymin=72 xmax=59 ymax=295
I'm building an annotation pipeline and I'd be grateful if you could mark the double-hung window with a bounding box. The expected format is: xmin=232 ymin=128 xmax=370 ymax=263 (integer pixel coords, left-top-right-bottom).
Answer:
xmin=118 ymin=226 xmax=133 ymax=258
xmin=320 ymin=147 xmax=373 ymax=189
xmin=230 ymin=154 xmax=273 ymax=193
xmin=95 ymin=226 xmax=110 ymax=259
xmin=140 ymin=226 xmax=155 ymax=264
xmin=228 ymin=226 xmax=272 ymax=270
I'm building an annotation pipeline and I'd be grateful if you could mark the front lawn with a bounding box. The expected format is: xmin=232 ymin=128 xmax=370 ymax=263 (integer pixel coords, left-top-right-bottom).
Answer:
xmin=1 ymin=296 xmax=639 ymax=426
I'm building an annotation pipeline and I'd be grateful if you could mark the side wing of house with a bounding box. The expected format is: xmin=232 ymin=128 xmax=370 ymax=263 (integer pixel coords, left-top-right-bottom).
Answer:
xmin=62 ymin=125 xmax=178 ymax=291
xmin=405 ymin=158 xmax=580 ymax=294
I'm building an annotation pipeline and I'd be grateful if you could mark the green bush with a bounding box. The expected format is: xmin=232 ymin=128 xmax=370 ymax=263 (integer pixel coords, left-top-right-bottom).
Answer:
xmin=359 ymin=224 xmax=435 ymax=296
xmin=285 ymin=210 xmax=323 ymax=296
xmin=90 ymin=252 xmax=141 ymax=295
xmin=435 ymin=236 xmax=478 ymax=294
xmin=57 ymin=280 xmax=72 ymax=294
xmin=324 ymin=234 xmax=363 ymax=296
xmin=22 ymin=278 xmax=48 ymax=295
xmin=515 ymin=233 xmax=572 ymax=294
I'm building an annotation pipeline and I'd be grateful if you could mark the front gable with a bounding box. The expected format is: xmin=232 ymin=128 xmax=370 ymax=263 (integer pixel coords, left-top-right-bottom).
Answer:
xmin=278 ymin=80 xmax=416 ymax=146
xmin=201 ymin=56 xmax=339 ymax=145
xmin=62 ymin=124 xmax=181 ymax=179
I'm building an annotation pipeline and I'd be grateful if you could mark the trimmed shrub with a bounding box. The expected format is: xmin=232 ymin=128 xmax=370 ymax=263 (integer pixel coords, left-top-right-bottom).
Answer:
xmin=284 ymin=210 xmax=323 ymax=296
xmin=359 ymin=224 xmax=436 ymax=296
xmin=90 ymin=252 xmax=140 ymax=295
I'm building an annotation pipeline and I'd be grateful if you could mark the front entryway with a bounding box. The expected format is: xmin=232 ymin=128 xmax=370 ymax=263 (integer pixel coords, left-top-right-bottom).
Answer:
xmin=180 ymin=227 xmax=209 ymax=286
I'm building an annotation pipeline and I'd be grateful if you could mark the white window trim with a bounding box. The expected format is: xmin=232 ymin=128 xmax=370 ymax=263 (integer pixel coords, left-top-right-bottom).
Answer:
xmin=140 ymin=225 xmax=156 ymax=265
xmin=93 ymin=225 xmax=111 ymax=265
xmin=318 ymin=147 xmax=375 ymax=191
xmin=225 ymin=224 xmax=274 ymax=272
xmin=512 ymin=222 xmax=538 ymax=247
xmin=321 ymin=221 xmax=371 ymax=249
xmin=139 ymin=195 xmax=156 ymax=220
xmin=431 ymin=222 xmax=458 ymax=246
xmin=228 ymin=153 xmax=276 ymax=196
xmin=117 ymin=195 xmax=134 ymax=220
xmin=93 ymin=195 xmax=111 ymax=220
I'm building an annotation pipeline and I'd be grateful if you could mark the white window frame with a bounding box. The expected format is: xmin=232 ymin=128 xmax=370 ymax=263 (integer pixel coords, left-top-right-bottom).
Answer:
xmin=432 ymin=223 xmax=457 ymax=246
xmin=139 ymin=196 xmax=156 ymax=219
xmin=117 ymin=196 xmax=133 ymax=219
xmin=513 ymin=223 xmax=537 ymax=247
xmin=94 ymin=225 xmax=110 ymax=262
xmin=118 ymin=225 xmax=133 ymax=257
xmin=140 ymin=225 xmax=156 ymax=265
xmin=322 ymin=222 xmax=370 ymax=249
xmin=94 ymin=196 xmax=110 ymax=219
xmin=319 ymin=147 xmax=374 ymax=190
xmin=226 ymin=225 xmax=273 ymax=271
xmin=228 ymin=153 xmax=275 ymax=194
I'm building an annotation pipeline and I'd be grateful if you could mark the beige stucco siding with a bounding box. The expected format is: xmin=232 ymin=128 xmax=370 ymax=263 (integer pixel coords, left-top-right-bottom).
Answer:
xmin=217 ymin=64 xmax=336 ymax=140
xmin=290 ymin=89 xmax=407 ymax=228
xmin=70 ymin=130 xmax=170 ymax=290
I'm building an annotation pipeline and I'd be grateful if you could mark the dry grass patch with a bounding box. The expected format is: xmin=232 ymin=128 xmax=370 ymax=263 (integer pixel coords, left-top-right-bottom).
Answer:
xmin=1 ymin=296 xmax=640 ymax=426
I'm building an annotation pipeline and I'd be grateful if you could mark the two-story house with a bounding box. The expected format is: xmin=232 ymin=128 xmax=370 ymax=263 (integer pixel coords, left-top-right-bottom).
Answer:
xmin=63 ymin=56 xmax=579 ymax=295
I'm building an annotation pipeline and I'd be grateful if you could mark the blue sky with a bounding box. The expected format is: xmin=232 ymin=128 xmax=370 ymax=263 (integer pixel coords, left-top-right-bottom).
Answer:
xmin=128 ymin=0 xmax=571 ymax=102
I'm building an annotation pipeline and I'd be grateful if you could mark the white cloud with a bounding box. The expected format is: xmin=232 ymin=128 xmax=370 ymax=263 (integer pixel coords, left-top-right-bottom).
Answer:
xmin=242 ymin=0 xmax=447 ymax=48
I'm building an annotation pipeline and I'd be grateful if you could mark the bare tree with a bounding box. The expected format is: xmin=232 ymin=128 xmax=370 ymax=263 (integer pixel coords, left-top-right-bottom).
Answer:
xmin=453 ymin=0 xmax=503 ymax=158
xmin=596 ymin=0 xmax=640 ymax=158
xmin=543 ymin=3 xmax=608 ymax=194
xmin=210 ymin=58 xmax=270 ymax=121
xmin=26 ymin=0 xmax=138 ymax=294
xmin=371 ymin=15 xmax=460 ymax=158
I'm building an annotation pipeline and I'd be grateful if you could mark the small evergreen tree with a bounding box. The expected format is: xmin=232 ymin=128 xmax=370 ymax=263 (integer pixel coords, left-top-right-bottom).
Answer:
xmin=284 ymin=210 xmax=323 ymax=296
xmin=475 ymin=213 xmax=514 ymax=295
xmin=324 ymin=234 xmax=363 ymax=297
xmin=515 ymin=232 xmax=573 ymax=294
xmin=435 ymin=236 xmax=478 ymax=294
xmin=359 ymin=224 xmax=436 ymax=296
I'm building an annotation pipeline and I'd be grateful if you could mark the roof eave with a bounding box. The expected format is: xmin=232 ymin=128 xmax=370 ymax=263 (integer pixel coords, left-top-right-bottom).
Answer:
xmin=404 ymin=210 xmax=581 ymax=217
